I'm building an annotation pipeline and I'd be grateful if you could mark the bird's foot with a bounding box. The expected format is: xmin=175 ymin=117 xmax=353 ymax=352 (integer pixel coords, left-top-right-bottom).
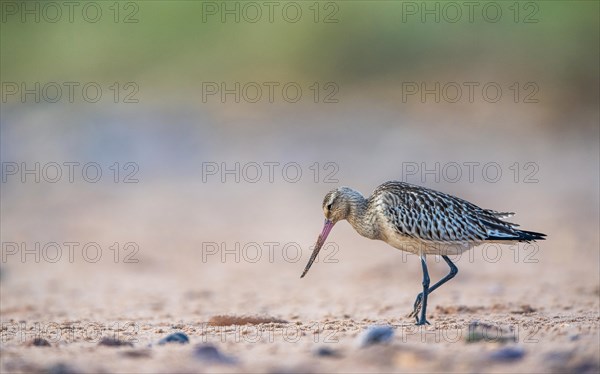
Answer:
xmin=415 ymin=318 xmax=431 ymax=326
xmin=407 ymin=293 xmax=423 ymax=319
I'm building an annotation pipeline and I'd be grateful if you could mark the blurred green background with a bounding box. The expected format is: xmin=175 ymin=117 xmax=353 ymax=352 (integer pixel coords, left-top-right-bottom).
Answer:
xmin=1 ymin=1 xmax=598 ymax=120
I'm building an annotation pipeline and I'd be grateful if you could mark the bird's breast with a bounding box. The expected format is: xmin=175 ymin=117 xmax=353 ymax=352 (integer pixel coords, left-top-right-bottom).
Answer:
xmin=378 ymin=223 xmax=473 ymax=256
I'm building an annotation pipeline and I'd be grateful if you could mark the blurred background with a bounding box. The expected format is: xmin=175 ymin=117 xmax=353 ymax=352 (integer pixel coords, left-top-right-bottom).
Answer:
xmin=1 ymin=1 xmax=598 ymax=372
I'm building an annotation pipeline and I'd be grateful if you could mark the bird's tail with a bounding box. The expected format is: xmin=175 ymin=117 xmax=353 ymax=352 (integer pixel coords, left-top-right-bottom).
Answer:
xmin=487 ymin=229 xmax=546 ymax=242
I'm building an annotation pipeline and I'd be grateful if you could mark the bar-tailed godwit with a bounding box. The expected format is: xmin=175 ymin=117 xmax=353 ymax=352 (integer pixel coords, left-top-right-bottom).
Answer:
xmin=301 ymin=181 xmax=546 ymax=325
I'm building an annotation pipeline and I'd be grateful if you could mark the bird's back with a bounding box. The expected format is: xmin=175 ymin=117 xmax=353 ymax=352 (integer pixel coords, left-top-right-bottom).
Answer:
xmin=368 ymin=181 xmax=545 ymax=251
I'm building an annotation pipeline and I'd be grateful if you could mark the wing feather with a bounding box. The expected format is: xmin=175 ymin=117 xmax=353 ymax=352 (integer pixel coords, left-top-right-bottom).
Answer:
xmin=370 ymin=181 xmax=539 ymax=243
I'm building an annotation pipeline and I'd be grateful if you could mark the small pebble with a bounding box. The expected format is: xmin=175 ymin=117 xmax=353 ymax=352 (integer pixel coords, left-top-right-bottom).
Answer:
xmin=121 ymin=349 xmax=152 ymax=358
xmin=313 ymin=346 xmax=340 ymax=358
xmin=545 ymin=351 xmax=572 ymax=362
xmin=357 ymin=325 xmax=394 ymax=347
xmin=511 ymin=304 xmax=537 ymax=314
xmin=46 ymin=363 xmax=77 ymax=374
xmin=488 ymin=346 xmax=525 ymax=362
xmin=193 ymin=344 xmax=237 ymax=365
xmin=158 ymin=332 xmax=189 ymax=345
xmin=98 ymin=337 xmax=133 ymax=347
xmin=31 ymin=337 xmax=51 ymax=347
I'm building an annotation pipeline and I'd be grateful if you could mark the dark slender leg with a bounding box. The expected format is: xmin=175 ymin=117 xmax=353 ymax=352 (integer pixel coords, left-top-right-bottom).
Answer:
xmin=416 ymin=255 xmax=430 ymax=325
xmin=409 ymin=255 xmax=459 ymax=321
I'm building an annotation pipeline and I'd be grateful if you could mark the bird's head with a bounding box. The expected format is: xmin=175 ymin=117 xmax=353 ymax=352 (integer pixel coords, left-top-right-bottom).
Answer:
xmin=300 ymin=187 xmax=362 ymax=278
xmin=322 ymin=186 xmax=356 ymax=224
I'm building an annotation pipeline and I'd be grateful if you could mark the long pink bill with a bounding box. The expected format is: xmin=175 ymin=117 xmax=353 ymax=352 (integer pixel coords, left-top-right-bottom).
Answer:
xmin=300 ymin=219 xmax=335 ymax=278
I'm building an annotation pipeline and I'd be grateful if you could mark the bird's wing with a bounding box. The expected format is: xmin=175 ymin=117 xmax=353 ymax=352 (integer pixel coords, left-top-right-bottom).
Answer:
xmin=372 ymin=182 xmax=526 ymax=243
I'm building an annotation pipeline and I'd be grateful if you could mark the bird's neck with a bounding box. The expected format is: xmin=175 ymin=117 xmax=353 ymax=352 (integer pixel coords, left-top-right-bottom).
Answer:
xmin=346 ymin=196 xmax=379 ymax=240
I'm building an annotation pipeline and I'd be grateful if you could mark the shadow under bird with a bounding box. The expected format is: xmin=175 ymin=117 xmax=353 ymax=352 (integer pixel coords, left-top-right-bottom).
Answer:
xmin=301 ymin=181 xmax=546 ymax=325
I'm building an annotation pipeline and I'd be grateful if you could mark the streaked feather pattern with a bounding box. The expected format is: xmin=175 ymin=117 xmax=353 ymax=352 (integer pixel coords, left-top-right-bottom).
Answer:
xmin=313 ymin=181 xmax=546 ymax=324
xmin=368 ymin=181 xmax=545 ymax=244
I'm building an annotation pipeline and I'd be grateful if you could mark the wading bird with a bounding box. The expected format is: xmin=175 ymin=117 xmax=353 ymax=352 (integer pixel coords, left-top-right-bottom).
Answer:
xmin=300 ymin=181 xmax=545 ymax=325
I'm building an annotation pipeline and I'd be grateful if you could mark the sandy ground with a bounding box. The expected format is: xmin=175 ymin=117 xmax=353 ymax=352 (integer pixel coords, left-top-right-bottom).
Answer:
xmin=1 ymin=238 xmax=598 ymax=373
xmin=1 ymin=105 xmax=599 ymax=373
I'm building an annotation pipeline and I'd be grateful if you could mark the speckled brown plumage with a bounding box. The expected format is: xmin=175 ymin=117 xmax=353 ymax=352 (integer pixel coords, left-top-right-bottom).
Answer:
xmin=304 ymin=181 xmax=546 ymax=325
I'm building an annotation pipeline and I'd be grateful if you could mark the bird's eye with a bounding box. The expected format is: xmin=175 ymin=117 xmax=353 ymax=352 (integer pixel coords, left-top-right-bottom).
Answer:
xmin=327 ymin=203 xmax=333 ymax=210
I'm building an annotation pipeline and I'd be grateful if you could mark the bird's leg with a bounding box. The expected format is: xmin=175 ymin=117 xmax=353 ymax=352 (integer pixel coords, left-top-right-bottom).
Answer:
xmin=416 ymin=255 xmax=431 ymax=325
xmin=409 ymin=293 xmax=424 ymax=320
xmin=409 ymin=255 xmax=458 ymax=320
